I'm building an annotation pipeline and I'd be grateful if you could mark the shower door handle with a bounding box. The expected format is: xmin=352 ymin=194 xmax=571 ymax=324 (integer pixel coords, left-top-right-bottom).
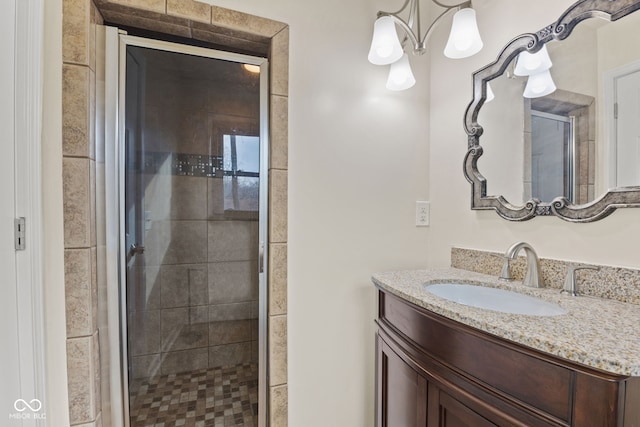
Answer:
xmin=259 ymin=242 xmax=265 ymax=273
xmin=127 ymin=243 xmax=145 ymax=262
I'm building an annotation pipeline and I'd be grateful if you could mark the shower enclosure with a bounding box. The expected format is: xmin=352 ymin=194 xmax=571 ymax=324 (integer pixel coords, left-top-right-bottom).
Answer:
xmin=530 ymin=110 xmax=574 ymax=203
xmin=104 ymin=29 xmax=269 ymax=427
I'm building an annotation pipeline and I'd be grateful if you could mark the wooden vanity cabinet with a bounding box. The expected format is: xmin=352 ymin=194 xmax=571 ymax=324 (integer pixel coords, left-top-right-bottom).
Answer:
xmin=375 ymin=289 xmax=640 ymax=427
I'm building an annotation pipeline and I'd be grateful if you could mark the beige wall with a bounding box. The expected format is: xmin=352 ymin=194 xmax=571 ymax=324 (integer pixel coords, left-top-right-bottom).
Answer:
xmin=428 ymin=0 xmax=640 ymax=269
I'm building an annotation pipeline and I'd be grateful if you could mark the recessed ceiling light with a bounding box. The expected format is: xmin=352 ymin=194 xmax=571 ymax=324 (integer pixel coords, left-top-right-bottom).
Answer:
xmin=243 ymin=64 xmax=260 ymax=74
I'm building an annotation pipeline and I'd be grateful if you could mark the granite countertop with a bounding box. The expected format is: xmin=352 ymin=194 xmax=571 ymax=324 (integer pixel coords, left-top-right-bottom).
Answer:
xmin=372 ymin=268 xmax=640 ymax=376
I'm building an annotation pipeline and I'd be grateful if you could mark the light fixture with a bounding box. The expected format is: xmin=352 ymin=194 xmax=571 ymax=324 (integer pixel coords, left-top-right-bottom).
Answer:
xmin=368 ymin=0 xmax=483 ymax=90
xmin=523 ymin=69 xmax=557 ymax=98
xmin=386 ymin=53 xmax=416 ymax=90
xmin=513 ymin=43 xmax=556 ymax=98
xmin=368 ymin=16 xmax=404 ymax=65
xmin=513 ymin=45 xmax=552 ymax=76
xmin=444 ymin=7 xmax=483 ymax=59
xmin=243 ymin=64 xmax=261 ymax=74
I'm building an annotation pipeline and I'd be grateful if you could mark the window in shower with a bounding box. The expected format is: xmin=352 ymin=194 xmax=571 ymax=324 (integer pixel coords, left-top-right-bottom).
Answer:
xmin=223 ymin=134 xmax=260 ymax=213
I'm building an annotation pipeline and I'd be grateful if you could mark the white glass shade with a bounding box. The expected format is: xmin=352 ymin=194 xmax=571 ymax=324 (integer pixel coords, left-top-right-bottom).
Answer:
xmin=386 ymin=53 xmax=416 ymax=91
xmin=486 ymin=82 xmax=495 ymax=102
xmin=368 ymin=16 xmax=404 ymax=65
xmin=523 ymin=70 xmax=557 ymax=98
xmin=514 ymin=45 xmax=553 ymax=76
xmin=444 ymin=8 xmax=483 ymax=59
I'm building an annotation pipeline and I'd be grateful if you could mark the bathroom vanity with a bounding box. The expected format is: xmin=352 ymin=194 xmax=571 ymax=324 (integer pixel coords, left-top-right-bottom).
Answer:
xmin=373 ymin=269 xmax=640 ymax=427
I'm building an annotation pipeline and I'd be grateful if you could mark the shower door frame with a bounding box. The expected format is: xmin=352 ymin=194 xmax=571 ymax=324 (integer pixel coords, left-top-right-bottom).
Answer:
xmin=104 ymin=27 xmax=270 ymax=427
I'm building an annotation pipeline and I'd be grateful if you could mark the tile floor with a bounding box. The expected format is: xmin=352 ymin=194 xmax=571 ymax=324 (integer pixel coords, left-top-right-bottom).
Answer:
xmin=129 ymin=363 xmax=258 ymax=427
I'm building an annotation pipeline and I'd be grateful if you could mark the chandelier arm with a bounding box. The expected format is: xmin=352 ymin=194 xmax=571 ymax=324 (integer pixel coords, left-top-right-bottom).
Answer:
xmin=379 ymin=13 xmax=421 ymax=51
xmin=411 ymin=0 xmax=421 ymax=47
xmin=377 ymin=0 xmax=412 ymax=18
xmin=419 ymin=7 xmax=458 ymax=49
xmin=431 ymin=0 xmax=471 ymax=9
xmin=420 ymin=0 xmax=471 ymax=50
xmin=376 ymin=0 xmax=474 ymax=54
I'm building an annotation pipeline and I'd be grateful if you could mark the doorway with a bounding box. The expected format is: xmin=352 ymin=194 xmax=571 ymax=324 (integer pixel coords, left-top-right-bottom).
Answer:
xmin=612 ymin=67 xmax=640 ymax=188
xmin=106 ymin=30 xmax=269 ymax=427
xmin=530 ymin=110 xmax=575 ymax=203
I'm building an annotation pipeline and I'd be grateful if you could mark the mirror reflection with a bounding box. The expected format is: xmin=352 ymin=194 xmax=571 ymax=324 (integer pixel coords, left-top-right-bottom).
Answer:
xmin=477 ymin=10 xmax=640 ymax=206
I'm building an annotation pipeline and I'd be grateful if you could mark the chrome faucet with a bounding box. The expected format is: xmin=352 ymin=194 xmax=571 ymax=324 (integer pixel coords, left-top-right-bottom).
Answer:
xmin=499 ymin=242 xmax=542 ymax=288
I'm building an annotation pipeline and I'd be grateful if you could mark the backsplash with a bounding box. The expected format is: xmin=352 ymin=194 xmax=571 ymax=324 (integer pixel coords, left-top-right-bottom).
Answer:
xmin=451 ymin=247 xmax=640 ymax=305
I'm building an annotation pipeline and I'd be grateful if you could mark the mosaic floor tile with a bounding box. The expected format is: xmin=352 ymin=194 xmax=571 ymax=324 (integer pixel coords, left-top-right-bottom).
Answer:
xmin=129 ymin=363 xmax=258 ymax=427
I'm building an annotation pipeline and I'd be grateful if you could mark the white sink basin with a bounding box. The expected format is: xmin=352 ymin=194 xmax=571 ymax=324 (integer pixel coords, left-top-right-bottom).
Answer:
xmin=425 ymin=283 xmax=567 ymax=316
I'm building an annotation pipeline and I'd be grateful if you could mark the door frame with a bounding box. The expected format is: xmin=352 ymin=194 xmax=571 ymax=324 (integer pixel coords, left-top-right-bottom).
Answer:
xmin=104 ymin=28 xmax=270 ymax=427
xmin=604 ymin=59 xmax=640 ymax=189
xmin=4 ymin=0 xmax=47 ymax=424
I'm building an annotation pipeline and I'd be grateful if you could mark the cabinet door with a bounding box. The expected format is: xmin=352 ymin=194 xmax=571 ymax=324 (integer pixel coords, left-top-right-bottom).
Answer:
xmin=428 ymin=383 xmax=498 ymax=427
xmin=376 ymin=334 xmax=428 ymax=427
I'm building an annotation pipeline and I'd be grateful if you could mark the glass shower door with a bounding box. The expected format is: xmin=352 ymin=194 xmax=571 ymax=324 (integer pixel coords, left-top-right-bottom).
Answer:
xmin=119 ymin=36 xmax=267 ymax=427
xmin=531 ymin=110 xmax=574 ymax=203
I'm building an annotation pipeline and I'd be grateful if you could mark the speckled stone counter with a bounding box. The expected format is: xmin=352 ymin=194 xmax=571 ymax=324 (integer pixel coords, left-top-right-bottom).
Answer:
xmin=372 ymin=268 xmax=640 ymax=376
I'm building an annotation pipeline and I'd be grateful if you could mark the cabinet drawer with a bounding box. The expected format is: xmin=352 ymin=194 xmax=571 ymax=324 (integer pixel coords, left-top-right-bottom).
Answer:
xmin=381 ymin=292 xmax=572 ymax=422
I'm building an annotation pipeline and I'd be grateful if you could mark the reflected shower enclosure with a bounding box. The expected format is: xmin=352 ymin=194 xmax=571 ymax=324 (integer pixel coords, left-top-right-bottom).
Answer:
xmin=122 ymin=43 xmax=264 ymax=427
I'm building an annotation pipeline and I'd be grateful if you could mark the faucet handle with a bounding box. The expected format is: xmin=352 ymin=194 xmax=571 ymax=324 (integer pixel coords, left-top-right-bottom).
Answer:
xmin=490 ymin=253 xmax=512 ymax=281
xmin=561 ymin=265 xmax=600 ymax=296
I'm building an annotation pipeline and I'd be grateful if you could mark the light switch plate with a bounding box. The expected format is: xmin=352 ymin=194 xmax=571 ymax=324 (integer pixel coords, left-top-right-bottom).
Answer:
xmin=416 ymin=201 xmax=430 ymax=227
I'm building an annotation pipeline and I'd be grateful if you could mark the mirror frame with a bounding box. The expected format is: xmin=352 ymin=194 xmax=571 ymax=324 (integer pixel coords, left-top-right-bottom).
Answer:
xmin=463 ymin=0 xmax=640 ymax=222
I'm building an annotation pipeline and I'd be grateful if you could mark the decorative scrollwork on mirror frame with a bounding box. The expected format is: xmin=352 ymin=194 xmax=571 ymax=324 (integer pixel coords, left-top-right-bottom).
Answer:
xmin=463 ymin=0 xmax=640 ymax=223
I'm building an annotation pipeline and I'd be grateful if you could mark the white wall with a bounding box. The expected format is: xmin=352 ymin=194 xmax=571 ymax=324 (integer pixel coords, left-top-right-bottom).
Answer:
xmin=428 ymin=0 xmax=640 ymax=270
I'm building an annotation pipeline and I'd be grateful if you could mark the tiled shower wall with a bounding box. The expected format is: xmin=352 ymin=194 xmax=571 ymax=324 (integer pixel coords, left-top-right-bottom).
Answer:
xmin=63 ymin=0 xmax=289 ymax=425
xmin=129 ymin=204 xmax=259 ymax=379
xmin=128 ymin=56 xmax=261 ymax=378
xmin=62 ymin=0 xmax=103 ymax=425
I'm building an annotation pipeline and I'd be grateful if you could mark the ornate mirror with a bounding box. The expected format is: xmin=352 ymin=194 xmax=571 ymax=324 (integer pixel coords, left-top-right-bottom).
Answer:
xmin=464 ymin=0 xmax=640 ymax=222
